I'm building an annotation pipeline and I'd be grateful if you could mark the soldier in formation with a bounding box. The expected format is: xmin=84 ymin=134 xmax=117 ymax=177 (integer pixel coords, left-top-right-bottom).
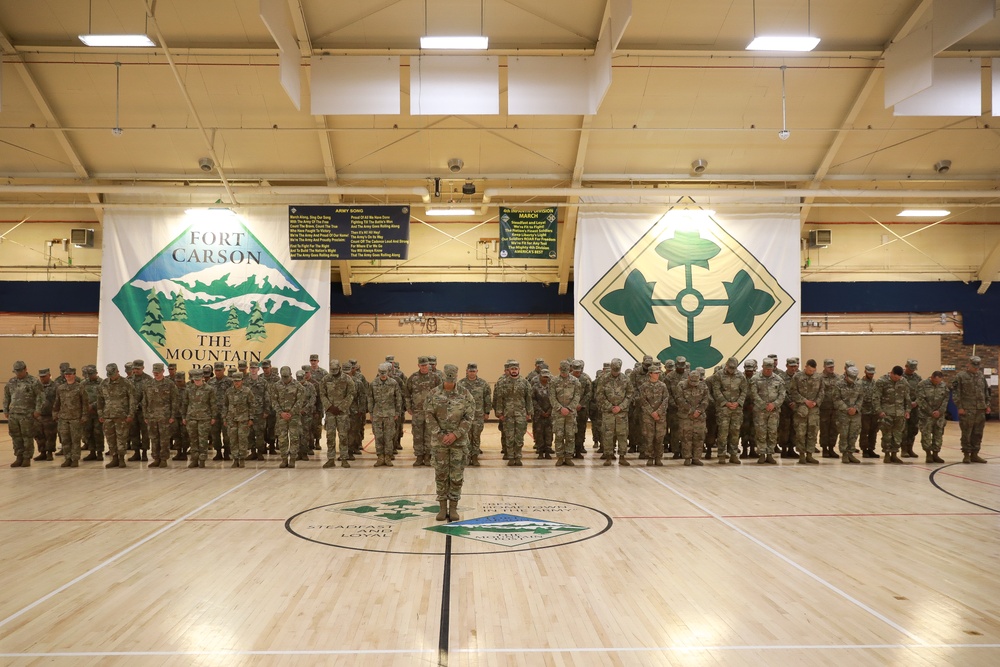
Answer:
xmin=596 ymin=358 xmax=632 ymax=466
xmin=6 ymin=361 xmax=42 ymax=467
xmin=34 ymin=368 xmax=57 ymax=461
xmin=494 ymin=360 xmax=532 ymax=466
xmin=183 ymin=369 xmax=216 ymax=468
xmin=98 ymin=363 xmax=136 ymax=468
xmin=457 ymin=363 xmax=491 ymax=466
xmin=750 ymin=358 xmax=784 ymax=464
xmin=638 ymin=362 xmax=671 ymax=466
xmin=224 ymin=372 xmax=257 ymax=467
xmin=405 ymin=356 xmax=442 ymax=467
xmin=142 ymin=362 xmax=178 ymax=468
xmin=550 ymin=360 xmax=582 ymax=466
xmin=369 ymin=362 xmax=402 ymax=467
xmin=427 ymin=364 xmax=474 ymax=522
xmin=917 ymin=371 xmax=949 ymax=464
xmin=321 ymin=359 xmax=356 ymax=468
xmin=951 ymin=355 xmax=990 ymax=463
xmin=874 ymin=365 xmax=911 ymax=464
xmin=833 ymin=366 xmax=863 ymax=464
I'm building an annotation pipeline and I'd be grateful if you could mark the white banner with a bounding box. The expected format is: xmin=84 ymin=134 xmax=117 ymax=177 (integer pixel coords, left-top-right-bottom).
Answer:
xmin=575 ymin=208 xmax=800 ymax=372
xmin=97 ymin=208 xmax=330 ymax=373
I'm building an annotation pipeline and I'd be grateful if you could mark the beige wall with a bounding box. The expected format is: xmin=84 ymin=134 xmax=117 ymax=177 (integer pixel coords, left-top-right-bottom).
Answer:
xmin=0 ymin=336 xmax=98 ymax=377
xmin=801 ymin=334 xmax=944 ymax=375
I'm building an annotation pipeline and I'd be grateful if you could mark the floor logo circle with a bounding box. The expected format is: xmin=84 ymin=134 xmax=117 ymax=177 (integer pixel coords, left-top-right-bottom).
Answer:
xmin=285 ymin=493 xmax=613 ymax=555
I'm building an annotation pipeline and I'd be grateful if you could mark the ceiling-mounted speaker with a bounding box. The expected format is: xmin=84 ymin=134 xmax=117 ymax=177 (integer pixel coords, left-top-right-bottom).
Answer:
xmin=691 ymin=159 xmax=708 ymax=174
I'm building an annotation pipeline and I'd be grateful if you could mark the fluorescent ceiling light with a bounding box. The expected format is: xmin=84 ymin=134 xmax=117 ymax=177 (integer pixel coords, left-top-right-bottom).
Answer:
xmin=746 ymin=36 xmax=820 ymax=52
xmin=420 ymin=36 xmax=488 ymax=50
xmin=426 ymin=208 xmax=476 ymax=216
xmin=898 ymin=209 xmax=950 ymax=217
xmin=185 ymin=207 xmax=237 ymax=219
xmin=79 ymin=34 xmax=155 ymax=47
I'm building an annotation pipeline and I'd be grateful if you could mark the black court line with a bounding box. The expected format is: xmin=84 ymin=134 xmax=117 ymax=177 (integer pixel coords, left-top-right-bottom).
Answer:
xmin=438 ymin=535 xmax=452 ymax=667
xmin=929 ymin=461 xmax=999 ymax=513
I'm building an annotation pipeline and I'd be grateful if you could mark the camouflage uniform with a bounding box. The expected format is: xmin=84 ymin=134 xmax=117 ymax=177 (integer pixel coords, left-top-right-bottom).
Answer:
xmin=457 ymin=364 xmax=491 ymax=465
xmin=664 ymin=359 xmax=688 ymax=457
xmin=142 ymin=367 xmax=178 ymax=466
xmin=740 ymin=361 xmax=758 ymax=457
xmin=427 ymin=365 xmax=474 ymax=519
xmin=858 ymin=366 xmax=880 ymax=458
xmin=183 ymin=373 xmax=217 ymax=466
xmin=873 ymin=372 xmax=910 ymax=459
xmin=259 ymin=361 xmax=280 ymax=452
xmin=98 ymin=365 xmax=137 ymax=466
xmin=833 ymin=370 xmax=863 ymax=461
xmin=777 ymin=359 xmax=799 ymax=457
xmin=348 ymin=362 xmax=369 ymax=455
xmin=320 ymin=361 xmax=356 ymax=466
xmin=817 ymin=361 xmax=840 ymax=457
xmin=34 ymin=373 xmax=58 ymax=460
xmin=637 ymin=365 xmax=671 ymax=464
xmin=531 ymin=372 xmax=554 ymax=457
xmin=916 ymin=375 xmax=949 ymax=461
xmin=714 ymin=359 xmax=748 ymax=464
xmin=549 ymin=362 xmax=582 ymax=464
xmin=951 ymin=358 xmax=990 ymax=462
xmin=224 ymin=375 xmax=258 ymax=465
xmin=789 ymin=367 xmax=824 ymax=462
xmin=128 ymin=363 xmax=152 ymax=459
xmin=245 ymin=366 xmax=270 ymax=460
xmin=494 ymin=364 xmax=532 ymax=464
xmin=296 ymin=370 xmax=320 ymax=459
xmin=676 ymin=370 xmax=710 ymax=465
xmin=207 ymin=364 xmax=234 ymax=460
xmin=597 ymin=360 xmax=632 ymax=464
xmin=571 ymin=361 xmax=592 ymax=457
xmin=171 ymin=372 xmax=190 ymax=460
xmin=404 ymin=359 xmax=443 ymax=466
xmin=81 ymin=367 xmax=105 ymax=460
xmin=628 ymin=358 xmax=651 ymax=452
xmin=369 ymin=365 xmax=402 ymax=466
xmin=704 ymin=367 xmax=720 ymax=461
xmin=493 ymin=366 xmax=512 ymax=458
xmin=901 ymin=362 xmax=923 ymax=458
xmin=591 ymin=364 xmax=609 ymax=452
xmin=750 ymin=361 xmax=785 ymax=462
xmin=269 ymin=369 xmax=307 ymax=467
xmin=5 ymin=363 xmax=42 ymax=466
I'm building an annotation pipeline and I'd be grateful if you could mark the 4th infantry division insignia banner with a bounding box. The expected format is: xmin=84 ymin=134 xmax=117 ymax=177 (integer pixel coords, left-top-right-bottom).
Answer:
xmin=576 ymin=208 xmax=800 ymax=370
xmin=97 ymin=208 xmax=330 ymax=373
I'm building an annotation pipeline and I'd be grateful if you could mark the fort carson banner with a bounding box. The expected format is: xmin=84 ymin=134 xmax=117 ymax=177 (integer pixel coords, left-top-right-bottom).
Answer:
xmin=97 ymin=208 xmax=330 ymax=373
xmin=575 ymin=208 xmax=800 ymax=371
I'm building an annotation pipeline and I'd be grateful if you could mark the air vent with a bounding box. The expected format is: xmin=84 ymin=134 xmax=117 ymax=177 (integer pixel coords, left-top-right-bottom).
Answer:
xmin=71 ymin=228 xmax=95 ymax=248
xmin=808 ymin=229 xmax=832 ymax=248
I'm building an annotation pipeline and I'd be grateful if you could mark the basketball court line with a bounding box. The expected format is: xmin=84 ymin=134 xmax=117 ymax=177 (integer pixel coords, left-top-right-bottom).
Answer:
xmin=636 ymin=469 xmax=925 ymax=645
xmin=0 ymin=470 xmax=269 ymax=631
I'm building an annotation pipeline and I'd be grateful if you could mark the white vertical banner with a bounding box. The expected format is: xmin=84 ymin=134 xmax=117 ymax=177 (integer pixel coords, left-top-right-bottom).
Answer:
xmin=575 ymin=207 xmax=800 ymax=372
xmin=97 ymin=207 xmax=330 ymax=373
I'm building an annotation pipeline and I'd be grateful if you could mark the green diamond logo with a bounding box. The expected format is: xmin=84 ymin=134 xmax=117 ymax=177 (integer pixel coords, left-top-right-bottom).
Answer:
xmin=425 ymin=513 xmax=588 ymax=547
xmin=331 ymin=499 xmax=444 ymax=523
xmin=581 ymin=217 xmax=794 ymax=369
xmin=112 ymin=218 xmax=320 ymax=365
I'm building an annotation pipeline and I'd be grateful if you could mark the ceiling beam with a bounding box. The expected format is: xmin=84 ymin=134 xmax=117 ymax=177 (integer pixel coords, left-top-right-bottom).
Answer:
xmin=557 ymin=115 xmax=593 ymax=295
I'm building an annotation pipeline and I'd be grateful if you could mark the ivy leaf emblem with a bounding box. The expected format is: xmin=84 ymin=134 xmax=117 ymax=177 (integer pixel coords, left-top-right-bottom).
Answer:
xmin=722 ymin=270 xmax=776 ymax=336
xmin=599 ymin=269 xmax=657 ymax=336
xmin=655 ymin=231 xmax=721 ymax=270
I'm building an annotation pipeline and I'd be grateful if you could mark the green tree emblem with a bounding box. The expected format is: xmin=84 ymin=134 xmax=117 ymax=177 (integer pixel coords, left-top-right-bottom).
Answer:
xmin=245 ymin=301 xmax=267 ymax=341
xmin=225 ymin=305 xmax=241 ymax=331
xmin=139 ymin=290 xmax=166 ymax=346
xmin=170 ymin=293 xmax=187 ymax=322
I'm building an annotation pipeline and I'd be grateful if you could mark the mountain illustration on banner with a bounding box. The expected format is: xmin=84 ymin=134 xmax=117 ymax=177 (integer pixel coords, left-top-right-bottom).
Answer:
xmin=112 ymin=219 xmax=320 ymax=365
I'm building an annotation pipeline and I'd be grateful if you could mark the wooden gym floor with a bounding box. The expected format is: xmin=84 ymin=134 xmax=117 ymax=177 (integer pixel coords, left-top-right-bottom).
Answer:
xmin=0 ymin=422 xmax=998 ymax=666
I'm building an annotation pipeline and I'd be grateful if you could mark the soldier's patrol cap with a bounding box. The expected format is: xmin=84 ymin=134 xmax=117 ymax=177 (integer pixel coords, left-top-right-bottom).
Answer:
xmin=249 ymin=361 xmax=259 ymax=369
xmin=467 ymin=363 xmax=478 ymax=371
xmin=603 ymin=362 xmax=611 ymax=369
xmin=610 ymin=358 xmax=623 ymax=370
xmin=970 ymin=355 xmax=982 ymax=366
xmin=330 ymin=359 xmax=341 ymax=370
xmin=125 ymin=362 xmax=133 ymax=370
xmin=237 ymin=360 xmax=248 ymax=369
xmin=571 ymin=360 xmax=584 ymax=370
xmin=762 ymin=359 xmax=775 ymax=368
xmin=906 ymin=359 xmax=918 ymax=368
xmin=535 ymin=357 xmax=545 ymax=365
xmin=175 ymin=371 xmax=186 ymax=380
xmin=348 ymin=359 xmax=358 ymax=366
xmin=642 ymin=354 xmax=654 ymax=364
xmin=190 ymin=369 xmax=203 ymax=379
xmin=168 ymin=362 xmax=177 ymax=370
xmin=261 ymin=359 xmax=272 ymax=368
xmin=106 ymin=363 xmax=118 ymax=374
xmin=12 ymin=360 xmax=26 ymax=371
xmin=152 ymin=363 xmax=165 ymax=372
xmin=648 ymin=362 xmax=663 ymax=373
xmin=508 ymin=360 xmax=520 ymax=367
xmin=214 ymin=362 xmax=225 ymax=370
xmin=823 ymin=358 xmax=835 ymax=367
xmin=59 ymin=362 xmax=70 ymax=371
xmin=428 ymin=356 xmax=438 ymax=363
xmin=541 ymin=369 xmax=553 ymax=378
xmin=559 ymin=360 xmax=572 ymax=372
xmin=786 ymin=357 xmax=799 ymax=366
xmin=726 ymin=357 xmax=739 ymax=369
xmin=675 ymin=356 xmax=687 ymax=366
xmin=694 ymin=366 xmax=705 ymax=377
xmin=63 ymin=367 xmax=76 ymax=375
xmin=133 ymin=359 xmax=144 ymax=367
xmin=39 ymin=368 xmax=50 ymax=376
xmin=744 ymin=360 xmax=757 ymax=369
xmin=418 ymin=355 xmax=430 ymax=364
xmin=377 ymin=362 xmax=391 ymax=374
xmin=309 ymin=354 xmax=319 ymax=361
xmin=385 ymin=355 xmax=395 ymax=362
xmin=844 ymin=359 xmax=856 ymax=368
xmin=442 ymin=364 xmax=459 ymax=380
xmin=301 ymin=365 xmax=311 ymax=372
xmin=295 ymin=370 xmax=305 ymax=379
xmin=662 ymin=359 xmax=675 ymax=370
xmin=228 ymin=368 xmax=237 ymax=376
xmin=864 ymin=364 xmax=876 ymax=373
xmin=846 ymin=366 xmax=859 ymax=378
xmin=232 ymin=372 xmax=244 ymax=381
xmin=280 ymin=366 xmax=292 ymax=377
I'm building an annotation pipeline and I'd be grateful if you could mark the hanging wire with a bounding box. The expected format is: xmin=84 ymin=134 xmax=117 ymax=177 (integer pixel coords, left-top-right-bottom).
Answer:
xmin=780 ymin=65 xmax=788 ymax=135
xmin=113 ymin=61 xmax=123 ymax=136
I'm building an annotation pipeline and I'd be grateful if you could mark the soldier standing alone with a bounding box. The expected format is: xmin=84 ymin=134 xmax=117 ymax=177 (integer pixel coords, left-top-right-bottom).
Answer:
xmin=427 ymin=364 xmax=474 ymax=522
xmin=917 ymin=371 xmax=949 ymax=464
xmin=951 ymin=356 xmax=991 ymax=464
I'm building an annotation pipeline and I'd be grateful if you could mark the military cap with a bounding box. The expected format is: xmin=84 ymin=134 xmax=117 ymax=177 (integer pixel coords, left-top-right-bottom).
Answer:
xmin=467 ymin=363 xmax=478 ymax=371
xmin=377 ymin=362 xmax=391 ymax=374
xmin=261 ymin=359 xmax=272 ymax=368
xmin=694 ymin=366 xmax=706 ymax=377
xmin=931 ymin=370 xmax=944 ymax=379
xmin=168 ymin=362 xmax=177 ymax=370
xmin=559 ymin=360 xmax=572 ymax=372
xmin=535 ymin=357 xmax=546 ymax=364
xmin=295 ymin=370 xmax=305 ymax=379
xmin=428 ymin=356 xmax=438 ymax=363
xmin=189 ymin=369 xmax=203 ymax=379
xmin=846 ymin=366 xmax=859 ymax=378
xmin=232 ymin=372 xmax=244 ymax=380
xmin=124 ymin=362 xmax=133 ymax=370
xmin=571 ymin=359 xmax=584 ymax=370
xmin=249 ymin=361 xmax=260 ymax=368
xmin=80 ymin=365 xmax=92 ymax=374
xmin=726 ymin=357 xmax=739 ymax=369
xmin=864 ymin=364 xmax=876 ymax=373
xmin=648 ymin=362 xmax=663 ymax=373
xmin=540 ymin=363 xmax=549 ymax=370
xmin=237 ymin=360 xmax=248 ymax=369
xmin=348 ymin=359 xmax=358 ymax=366
xmin=63 ymin=367 xmax=76 ymax=375
xmin=106 ymin=363 xmax=119 ymax=374
xmin=202 ymin=364 xmax=213 ymax=371
xmin=602 ymin=362 xmax=611 ymax=369
xmin=385 ymin=355 xmax=395 ymax=362
xmin=214 ymin=361 xmax=225 ymax=370
xmin=970 ymin=355 xmax=982 ymax=366
xmin=280 ymin=366 xmax=292 ymax=377
xmin=610 ymin=358 xmax=623 ymax=370
xmin=642 ymin=354 xmax=654 ymax=364
xmin=59 ymin=362 xmax=70 ymax=371
xmin=300 ymin=365 xmax=311 ymax=372
xmin=541 ymin=369 xmax=553 ymax=378
xmin=823 ymin=358 xmax=835 ymax=367
xmin=508 ymin=360 xmax=520 ymax=367
xmin=767 ymin=354 xmax=778 ymax=361
xmin=132 ymin=359 xmax=144 ymax=367
xmin=152 ymin=362 xmax=165 ymax=372
xmin=39 ymin=368 xmax=50 ymax=376
xmin=309 ymin=354 xmax=319 ymax=361
xmin=442 ymin=363 xmax=459 ymax=381
xmin=786 ymin=357 xmax=799 ymax=366
xmin=844 ymin=359 xmax=855 ymax=368
xmin=330 ymin=359 xmax=342 ymax=370
xmin=675 ymin=356 xmax=687 ymax=366
xmin=906 ymin=359 xmax=918 ymax=368
xmin=663 ymin=359 xmax=676 ymax=369
xmin=744 ymin=360 xmax=757 ymax=369
xmin=762 ymin=358 xmax=774 ymax=368
xmin=12 ymin=360 xmax=26 ymax=371
xmin=418 ymin=355 xmax=430 ymax=364
xmin=175 ymin=371 xmax=186 ymax=380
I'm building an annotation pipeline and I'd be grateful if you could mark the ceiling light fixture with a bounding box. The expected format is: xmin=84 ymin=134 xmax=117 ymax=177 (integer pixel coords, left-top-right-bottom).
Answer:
xmin=426 ymin=208 xmax=476 ymax=216
xmin=746 ymin=0 xmax=820 ymax=52
xmin=421 ymin=0 xmax=487 ymax=50
xmin=79 ymin=1 xmax=154 ymax=47
xmin=898 ymin=209 xmax=951 ymax=217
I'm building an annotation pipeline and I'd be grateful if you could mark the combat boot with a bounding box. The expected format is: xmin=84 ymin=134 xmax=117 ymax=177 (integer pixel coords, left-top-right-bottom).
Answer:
xmin=246 ymin=452 xmax=259 ymax=461
xmin=646 ymin=457 xmax=655 ymax=466
xmin=718 ymin=454 xmax=728 ymax=465
xmin=83 ymin=452 xmax=99 ymax=461
xmin=507 ymin=458 xmax=516 ymax=466
xmin=757 ymin=454 xmax=767 ymax=464
xmin=149 ymin=459 xmax=159 ymax=468
xmin=564 ymin=458 xmax=576 ymax=466
xmin=159 ymin=459 xmax=169 ymax=468
xmin=238 ymin=460 xmax=245 ymax=468
xmin=603 ymin=458 xmax=613 ymax=466
xmin=118 ymin=458 xmax=127 ymax=468
xmin=385 ymin=457 xmax=394 ymax=467
xmin=34 ymin=452 xmax=47 ymax=461
xmin=555 ymin=457 xmax=565 ymax=466
xmin=140 ymin=451 xmax=148 ymax=461
xmin=932 ymin=452 xmax=945 ymax=463
xmin=413 ymin=457 xmax=423 ymax=467
xmin=765 ymin=454 xmax=777 ymax=464
xmin=690 ymin=457 xmax=703 ymax=466
xmin=841 ymin=452 xmax=850 ymax=463
xmin=436 ymin=503 xmax=448 ymax=521
xmin=106 ymin=456 xmax=120 ymax=468
xmin=883 ymin=452 xmax=891 ymax=463
xmin=70 ymin=459 xmax=79 ymax=467
xmin=971 ymin=452 xmax=988 ymax=463
xmin=888 ymin=452 xmax=908 ymax=464
xmin=925 ymin=452 xmax=934 ymax=463
xmin=279 ymin=458 xmax=289 ymax=469
xmin=729 ymin=453 xmax=741 ymax=465
xmin=513 ymin=459 xmax=523 ymax=466
xmin=230 ymin=460 xmax=239 ymax=468
xmin=213 ymin=450 xmax=223 ymax=461
xmin=322 ymin=459 xmax=336 ymax=468
xmin=847 ymin=452 xmax=860 ymax=464
xmin=798 ymin=452 xmax=807 ymax=465
xmin=127 ymin=451 xmax=141 ymax=461
xmin=805 ymin=452 xmax=819 ymax=464
xmin=63 ymin=457 xmax=78 ymax=467
xmin=341 ymin=460 xmax=350 ymax=468
xmin=188 ymin=459 xmax=199 ymax=468
xmin=653 ymin=457 xmax=663 ymax=466
xmin=10 ymin=455 xmax=23 ymax=468
xmin=619 ymin=454 xmax=630 ymax=466
xmin=448 ymin=500 xmax=461 ymax=521
xmin=286 ymin=458 xmax=294 ymax=468
xmin=904 ymin=444 xmax=918 ymax=458
xmin=374 ymin=456 xmax=386 ymax=467
xmin=469 ymin=454 xmax=480 ymax=467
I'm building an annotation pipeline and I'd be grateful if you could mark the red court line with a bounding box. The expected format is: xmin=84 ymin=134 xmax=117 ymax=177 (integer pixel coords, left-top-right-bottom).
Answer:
xmin=614 ymin=512 xmax=995 ymax=519
xmin=0 ymin=517 xmax=286 ymax=523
